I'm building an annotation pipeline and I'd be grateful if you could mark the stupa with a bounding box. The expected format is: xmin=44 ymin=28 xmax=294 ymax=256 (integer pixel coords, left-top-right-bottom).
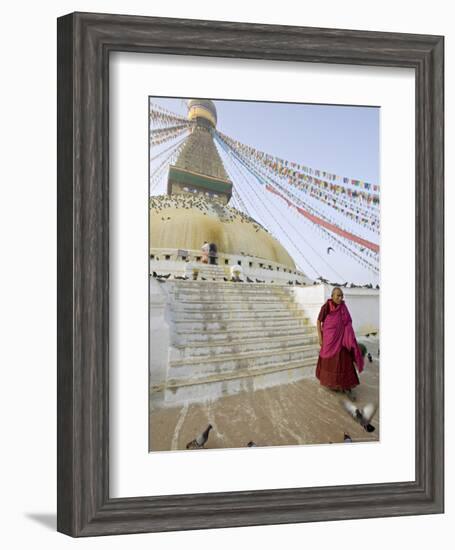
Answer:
xmin=149 ymin=99 xmax=307 ymax=282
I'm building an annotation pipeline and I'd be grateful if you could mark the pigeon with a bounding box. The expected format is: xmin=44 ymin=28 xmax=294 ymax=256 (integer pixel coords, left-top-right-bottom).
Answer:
xmin=295 ymin=280 xmax=301 ymax=286
xmin=344 ymin=433 xmax=353 ymax=443
xmin=343 ymin=400 xmax=377 ymax=432
xmin=327 ymin=247 xmax=334 ymax=254
xmin=223 ymin=277 xmax=229 ymax=282
xmin=186 ymin=424 xmax=213 ymax=450
xmin=162 ymin=273 xmax=171 ymax=279
xmin=201 ymin=277 xmax=207 ymax=281
xmin=288 ymin=280 xmax=294 ymax=285
xmin=246 ymin=276 xmax=254 ymax=283
xmin=361 ymin=403 xmax=378 ymax=426
xmin=152 ymin=271 xmax=158 ymax=278
xmin=246 ymin=441 xmax=257 ymax=447
xmin=156 ymin=278 xmax=167 ymax=283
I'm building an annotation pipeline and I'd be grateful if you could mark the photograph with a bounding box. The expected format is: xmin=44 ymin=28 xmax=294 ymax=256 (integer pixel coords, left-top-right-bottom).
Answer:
xmin=148 ymin=97 xmax=380 ymax=452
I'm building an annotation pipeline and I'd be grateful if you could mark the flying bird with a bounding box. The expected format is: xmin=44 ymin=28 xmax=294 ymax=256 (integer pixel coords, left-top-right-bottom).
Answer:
xmin=361 ymin=403 xmax=378 ymax=426
xmin=186 ymin=424 xmax=213 ymax=450
xmin=343 ymin=400 xmax=377 ymax=433
xmin=327 ymin=247 xmax=334 ymax=254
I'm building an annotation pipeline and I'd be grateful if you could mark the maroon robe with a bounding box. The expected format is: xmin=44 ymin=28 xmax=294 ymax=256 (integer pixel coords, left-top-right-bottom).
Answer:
xmin=315 ymin=300 xmax=360 ymax=390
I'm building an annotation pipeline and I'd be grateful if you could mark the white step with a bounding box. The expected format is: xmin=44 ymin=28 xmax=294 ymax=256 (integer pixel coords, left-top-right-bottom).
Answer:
xmin=173 ymin=317 xmax=311 ymax=331
xmin=170 ymin=281 xmax=293 ymax=289
xmin=171 ymin=309 xmax=308 ymax=322
xmin=172 ymin=297 xmax=293 ymax=307
xmin=170 ymin=283 xmax=293 ymax=293
xmin=173 ymin=325 xmax=317 ymax=344
xmin=172 ymin=301 xmax=299 ymax=312
xmin=171 ymin=292 xmax=294 ymax=303
xmin=169 ymin=343 xmax=319 ymax=380
xmin=171 ymin=332 xmax=318 ymax=358
xmin=167 ymin=280 xmax=291 ymax=289
xmin=151 ymin=356 xmax=317 ymax=406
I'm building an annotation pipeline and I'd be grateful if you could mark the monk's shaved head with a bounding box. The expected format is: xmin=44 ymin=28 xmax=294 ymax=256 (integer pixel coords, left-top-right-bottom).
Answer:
xmin=331 ymin=287 xmax=344 ymax=305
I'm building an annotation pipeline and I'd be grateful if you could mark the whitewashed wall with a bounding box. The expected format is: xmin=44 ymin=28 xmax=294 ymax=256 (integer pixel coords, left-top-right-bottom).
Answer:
xmin=292 ymin=284 xmax=379 ymax=335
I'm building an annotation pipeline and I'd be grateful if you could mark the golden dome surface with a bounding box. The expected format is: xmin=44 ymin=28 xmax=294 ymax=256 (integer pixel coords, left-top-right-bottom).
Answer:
xmin=187 ymin=99 xmax=217 ymax=127
xmin=150 ymin=195 xmax=296 ymax=269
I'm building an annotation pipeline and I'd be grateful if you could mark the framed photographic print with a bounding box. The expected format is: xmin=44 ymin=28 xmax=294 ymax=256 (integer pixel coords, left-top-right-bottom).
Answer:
xmin=147 ymin=96 xmax=380 ymax=453
xmin=57 ymin=12 xmax=444 ymax=536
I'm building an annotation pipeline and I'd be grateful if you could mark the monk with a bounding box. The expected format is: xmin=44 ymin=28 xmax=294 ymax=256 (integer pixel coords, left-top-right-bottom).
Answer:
xmin=201 ymin=241 xmax=209 ymax=264
xmin=316 ymin=287 xmax=364 ymax=391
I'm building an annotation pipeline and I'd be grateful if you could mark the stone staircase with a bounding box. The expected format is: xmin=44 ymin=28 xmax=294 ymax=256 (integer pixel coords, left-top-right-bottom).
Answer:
xmin=151 ymin=280 xmax=320 ymax=406
xmin=184 ymin=262 xmax=227 ymax=281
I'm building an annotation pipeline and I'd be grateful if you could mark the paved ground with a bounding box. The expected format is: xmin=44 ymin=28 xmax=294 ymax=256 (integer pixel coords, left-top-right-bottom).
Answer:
xmin=149 ymin=339 xmax=380 ymax=452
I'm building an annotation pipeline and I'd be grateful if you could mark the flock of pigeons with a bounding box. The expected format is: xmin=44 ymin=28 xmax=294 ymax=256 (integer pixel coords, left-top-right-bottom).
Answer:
xmin=185 ymin=401 xmax=377 ymax=450
xmin=149 ymin=193 xmax=267 ymax=231
xmin=151 ymin=271 xmax=379 ymax=289
xmin=152 ymin=271 xmax=270 ymax=284
xmin=316 ymin=276 xmax=380 ymax=289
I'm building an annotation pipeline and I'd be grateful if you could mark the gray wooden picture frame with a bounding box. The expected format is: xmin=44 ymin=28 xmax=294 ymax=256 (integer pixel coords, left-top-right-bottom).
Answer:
xmin=57 ymin=12 xmax=444 ymax=537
